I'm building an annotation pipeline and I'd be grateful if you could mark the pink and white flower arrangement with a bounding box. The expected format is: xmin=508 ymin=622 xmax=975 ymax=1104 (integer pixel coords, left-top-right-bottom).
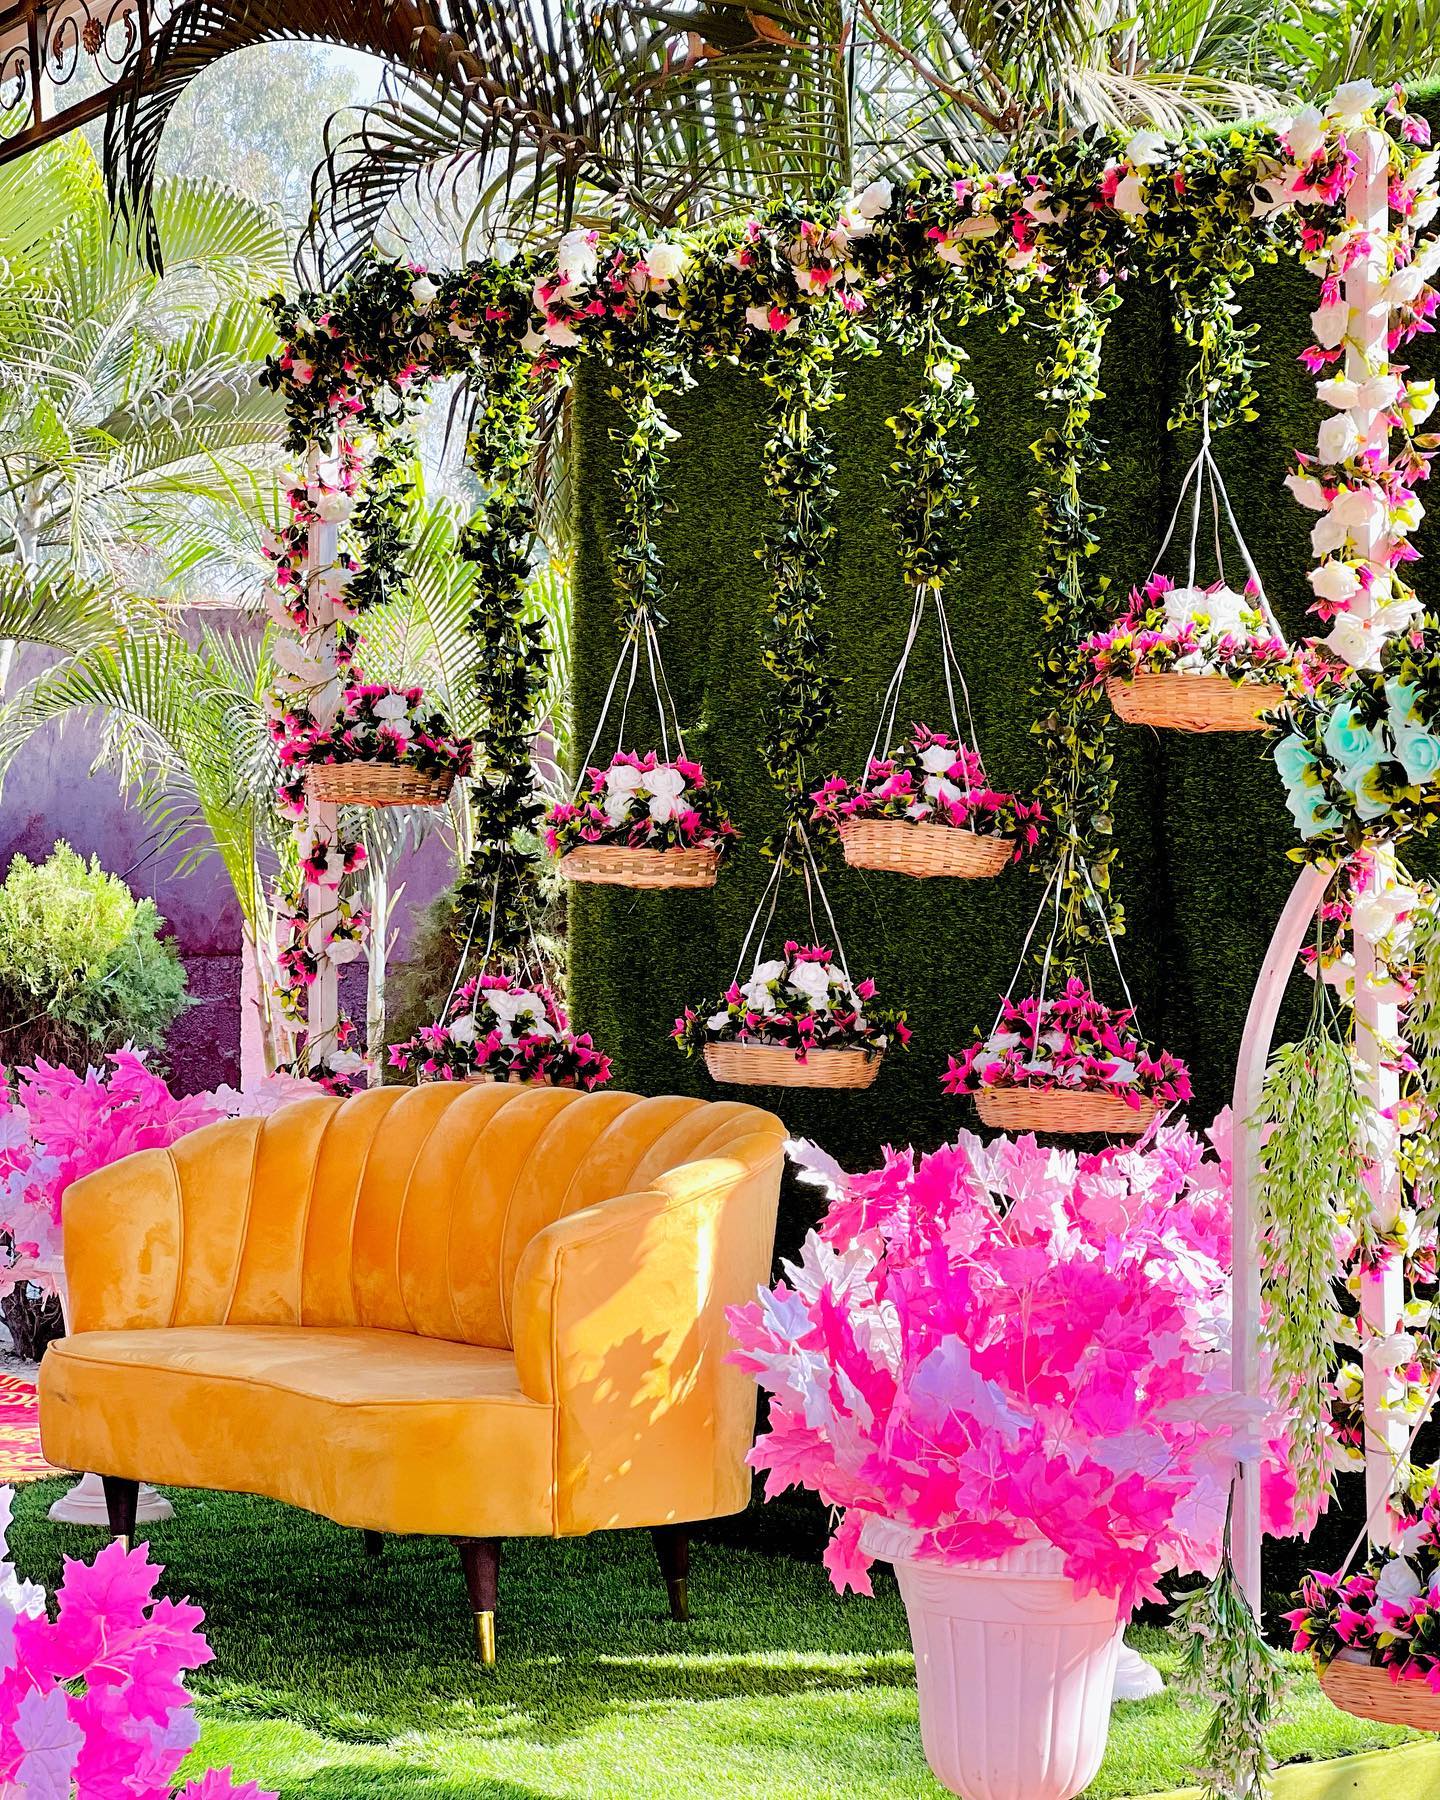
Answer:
xmin=728 ymin=1126 xmax=1293 ymax=1612
xmin=812 ymin=727 xmax=1043 ymax=847
xmin=544 ymin=751 xmax=737 ymax=858
xmin=1287 ymin=1485 xmax=1440 ymax=1689
xmin=1080 ymin=575 xmax=1291 ymax=686
xmin=672 ymin=942 xmax=909 ymax=1063
xmin=271 ymin=682 xmax=472 ymax=817
xmin=942 ymin=977 xmax=1192 ymax=1110
xmin=0 ymin=1485 xmax=272 ymax=1797
xmin=387 ymin=974 xmax=612 ymax=1089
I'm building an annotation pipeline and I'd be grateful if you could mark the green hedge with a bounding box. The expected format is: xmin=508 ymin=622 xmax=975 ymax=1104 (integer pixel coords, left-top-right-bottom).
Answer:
xmin=568 ymin=151 xmax=1440 ymax=1210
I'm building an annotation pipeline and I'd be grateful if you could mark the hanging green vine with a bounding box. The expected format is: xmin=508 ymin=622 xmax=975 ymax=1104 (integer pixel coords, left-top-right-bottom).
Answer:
xmin=1028 ymin=283 xmax=1122 ymax=965
xmin=344 ymin=424 xmax=415 ymax=616
xmin=1255 ymin=1017 xmax=1369 ymax=1513
xmin=756 ymin=337 xmax=842 ymax=860
xmin=608 ymin=359 xmax=687 ymax=635
xmin=884 ymin=308 xmax=979 ymax=595
xmin=452 ymin=357 xmax=550 ymax=965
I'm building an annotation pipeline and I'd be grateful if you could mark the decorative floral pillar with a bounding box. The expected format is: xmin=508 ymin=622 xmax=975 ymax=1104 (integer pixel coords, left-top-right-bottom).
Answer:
xmin=1346 ymin=127 xmax=1408 ymax=1546
xmin=303 ymin=496 xmax=342 ymax=1070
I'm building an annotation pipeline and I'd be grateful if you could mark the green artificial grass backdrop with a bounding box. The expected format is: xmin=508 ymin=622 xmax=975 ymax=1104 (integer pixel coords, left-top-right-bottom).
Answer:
xmin=568 ymin=99 xmax=1440 ymax=1237
xmin=5 ymin=1481 xmax=1419 ymax=1799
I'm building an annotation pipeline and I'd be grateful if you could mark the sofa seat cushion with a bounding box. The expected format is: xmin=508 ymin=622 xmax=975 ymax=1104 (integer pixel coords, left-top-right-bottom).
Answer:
xmin=40 ymin=1326 xmax=556 ymax=1538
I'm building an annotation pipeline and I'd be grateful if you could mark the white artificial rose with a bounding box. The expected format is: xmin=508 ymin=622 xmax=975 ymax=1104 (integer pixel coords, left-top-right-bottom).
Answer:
xmin=1385 ymin=265 xmax=1428 ymax=306
xmin=645 ymin=240 xmax=688 ymax=282
xmin=327 ymin=937 xmax=362 ymax=967
xmin=752 ymin=959 xmax=786 ymax=984
xmin=1375 ymin=1554 xmax=1424 ymax=1608
xmin=1308 ymin=559 xmax=1362 ymax=605
xmin=706 ymin=1011 xmax=730 ymax=1032
xmin=1310 ymin=511 xmax=1349 ymax=557
xmin=924 ymin=774 xmax=966 ymax=808
xmin=919 ymin=744 xmax=955 ymax=776
xmin=742 ymin=979 xmax=779 ymax=1015
xmin=787 ymin=960 xmax=833 ymax=1006
xmin=1285 ymin=106 xmax=1326 ymax=164
xmin=1326 ymin=611 xmax=1381 ymax=669
xmin=1310 ymin=300 xmax=1351 ymax=349
xmin=1397 ymin=1519 xmax=1430 ymax=1558
xmin=1360 ymin=372 xmax=1401 ymax=411
xmin=1315 ymin=376 xmax=1362 ymax=410
xmin=327 ymin=1050 xmax=367 ymax=1077
xmin=410 ymin=275 xmax=439 ymax=308
xmin=556 ymin=228 xmax=599 ymax=287
xmin=1329 ymin=483 xmax=1386 ymax=537
xmin=543 ymin=319 xmax=581 ymax=348
xmin=373 ymin=692 xmax=412 ymax=722
xmin=855 ymin=177 xmax=893 ymax=219
xmin=1125 ymin=129 xmax=1167 ymax=167
xmin=1317 ymin=412 xmax=1361 ymax=464
xmin=1327 ymin=80 xmax=1380 ymax=124
xmin=646 ymin=765 xmax=687 ymax=823
xmin=1111 ymin=171 xmax=1145 ymax=215
xmin=314 ymin=489 xmax=353 ymax=524
xmin=449 ymin=1013 xmax=478 ymax=1045
xmin=1285 ymin=471 xmax=1329 ymax=511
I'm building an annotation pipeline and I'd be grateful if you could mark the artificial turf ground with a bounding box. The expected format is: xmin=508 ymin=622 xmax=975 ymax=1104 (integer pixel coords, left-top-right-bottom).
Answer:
xmin=5 ymin=1481 xmax=1419 ymax=1799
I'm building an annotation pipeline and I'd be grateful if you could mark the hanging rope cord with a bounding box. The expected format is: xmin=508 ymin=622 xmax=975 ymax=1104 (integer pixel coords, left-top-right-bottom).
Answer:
xmin=860 ymin=588 xmax=987 ymax=793
xmin=1148 ymin=401 xmax=1286 ymax=642
xmin=729 ymin=825 xmax=854 ymax=989
xmin=570 ymin=607 xmax=689 ymax=800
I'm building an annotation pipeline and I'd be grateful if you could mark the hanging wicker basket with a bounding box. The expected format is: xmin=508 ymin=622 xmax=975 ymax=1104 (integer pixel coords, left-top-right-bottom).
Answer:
xmin=839 ymin=818 xmax=1012 ymax=880
xmin=559 ymin=844 xmax=720 ymax=889
xmin=1318 ymin=1650 xmax=1440 ymax=1730
xmin=975 ymin=1087 xmax=1162 ymax=1137
xmin=307 ymin=762 xmax=457 ymax=808
xmin=1105 ymin=673 xmax=1284 ymax=734
xmin=704 ymin=1043 xmax=881 ymax=1090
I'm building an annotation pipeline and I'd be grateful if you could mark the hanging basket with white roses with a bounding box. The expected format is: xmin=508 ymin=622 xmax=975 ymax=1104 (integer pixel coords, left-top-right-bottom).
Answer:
xmin=275 ymin=681 xmax=473 ymax=811
xmin=673 ymin=940 xmax=909 ymax=1090
xmin=387 ymin=974 xmax=612 ymax=1089
xmin=1093 ymin=410 xmax=1293 ymax=732
xmin=545 ymin=750 xmax=737 ymax=888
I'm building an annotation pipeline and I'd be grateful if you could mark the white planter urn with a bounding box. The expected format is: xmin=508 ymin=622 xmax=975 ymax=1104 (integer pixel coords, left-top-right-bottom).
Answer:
xmin=862 ymin=1518 xmax=1122 ymax=1800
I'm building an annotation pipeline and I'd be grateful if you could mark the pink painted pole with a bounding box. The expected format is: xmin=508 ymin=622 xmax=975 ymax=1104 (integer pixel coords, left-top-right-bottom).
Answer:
xmin=1230 ymin=859 xmax=1332 ymax=1612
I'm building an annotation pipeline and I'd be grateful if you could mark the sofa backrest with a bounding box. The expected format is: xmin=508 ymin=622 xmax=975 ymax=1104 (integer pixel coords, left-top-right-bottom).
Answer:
xmin=163 ymin=1084 xmax=784 ymax=1348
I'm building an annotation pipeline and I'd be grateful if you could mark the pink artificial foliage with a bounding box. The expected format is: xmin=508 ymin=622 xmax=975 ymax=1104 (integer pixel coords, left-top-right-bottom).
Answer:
xmin=0 ymin=1489 xmax=274 ymax=1798
xmin=728 ymin=1123 xmax=1301 ymax=1616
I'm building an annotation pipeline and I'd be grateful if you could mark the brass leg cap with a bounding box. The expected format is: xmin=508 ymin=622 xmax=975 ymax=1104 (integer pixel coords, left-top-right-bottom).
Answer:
xmin=117 ymin=1535 xmax=132 ymax=1554
xmin=668 ymin=1577 xmax=689 ymax=1623
xmin=475 ymin=1609 xmax=496 ymax=1666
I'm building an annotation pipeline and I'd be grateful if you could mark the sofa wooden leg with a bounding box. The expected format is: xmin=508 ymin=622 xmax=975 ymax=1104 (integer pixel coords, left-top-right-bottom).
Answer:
xmin=363 ymin=1530 xmax=383 ymax=1559
xmin=456 ymin=1538 xmax=501 ymax=1666
xmin=101 ymin=1476 xmax=139 ymax=1549
xmin=652 ymin=1524 xmax=690 ymax=1622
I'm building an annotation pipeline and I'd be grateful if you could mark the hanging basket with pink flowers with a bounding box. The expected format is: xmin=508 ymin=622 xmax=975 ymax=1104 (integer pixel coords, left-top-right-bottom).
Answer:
xmin=1084 ymin=406 xmax=1293 ymax=734
xmin=546 ymin=613 xmax=737 ymax=888
xmin=673 ymin=832 xmax=909 ymax=1089
xmin=276 ymin=682 xmax=472 ymax=811
xmin=815 ymin=591 xmax=1039 ymax=878
xmin=944 ymin=861 xmax=1191 ymax=1137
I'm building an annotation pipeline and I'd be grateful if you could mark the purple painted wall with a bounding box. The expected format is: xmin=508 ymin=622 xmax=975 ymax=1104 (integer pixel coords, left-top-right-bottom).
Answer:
xmin=0 ymin=635 xmax=456 ymax=1095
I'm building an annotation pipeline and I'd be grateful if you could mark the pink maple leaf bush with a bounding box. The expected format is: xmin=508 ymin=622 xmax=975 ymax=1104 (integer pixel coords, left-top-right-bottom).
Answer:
xmin=672 ymin=943 xmax=909 ymax=1065
xmin=0 ymin=1486 xmax=272 ymax=1797
xmin=0 ymin=1054 xmax=320 ymax=1272
xmin=1079 ymin=575 xmax=1291 ymax=688
xmin=544 ymin=751 xmax=737 ymax=859
xmin=388 ymin=974 xmax=612 ymax=1088
xmin=728 ymin=1125 xmax=1306 ymax=1615
xmin=941 ymin=977 xmax=1192 ymax=1111
xmin=811 ymin=727 xmax=1044 ymax=851
xmin=1287 ymin=1485 xmax=1440 ymax=1689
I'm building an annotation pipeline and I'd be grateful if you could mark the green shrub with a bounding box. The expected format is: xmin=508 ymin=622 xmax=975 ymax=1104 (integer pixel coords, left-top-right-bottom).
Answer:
xmin=0 ymin=842 xmax=190 ymax=1071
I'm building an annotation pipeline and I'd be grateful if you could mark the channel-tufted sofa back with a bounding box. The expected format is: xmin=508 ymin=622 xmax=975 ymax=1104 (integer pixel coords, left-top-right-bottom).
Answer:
xmin=64 ymin=1085 xmax=787 ymax=1350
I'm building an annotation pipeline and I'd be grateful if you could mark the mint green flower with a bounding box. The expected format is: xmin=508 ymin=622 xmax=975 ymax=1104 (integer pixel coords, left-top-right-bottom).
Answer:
xmin=1286 ymin=786 xmax=1343 ymax=841
xmin=1393 ymin=722 xmax=1440 ymax=786
xmin=1274 ymin=733 xmax=1319 ymax=791
xmin=1385 ymin=678 xmax=1421 ymax=731
xmin=1322 ymin=702 xmax=1379 ymax=772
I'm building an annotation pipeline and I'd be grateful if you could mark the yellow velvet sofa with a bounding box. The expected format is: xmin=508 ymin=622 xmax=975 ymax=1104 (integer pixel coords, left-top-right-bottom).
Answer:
xmin=39 ymin=1084 xmax=786 ymax=1661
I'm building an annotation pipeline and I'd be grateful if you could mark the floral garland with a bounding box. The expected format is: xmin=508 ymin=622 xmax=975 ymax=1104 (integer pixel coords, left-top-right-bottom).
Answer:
xmin=941 ymin=975 xmax=1192 ymax=1108
xmin=545 ymin=751 xmax=736 ymax=857
xmin=672 ymin=942 xmax=907 ymax=1063
xmin=387 ymin=973 xmax=611 ymax=1088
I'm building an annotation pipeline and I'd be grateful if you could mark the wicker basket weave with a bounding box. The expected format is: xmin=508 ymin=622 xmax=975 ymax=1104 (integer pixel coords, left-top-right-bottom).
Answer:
xmin=1106 ymin=673 xmax=1284 ymax=734
xmin=975 ymin=1087 xmax=1161 ymax=1137
xmin=704 ymin=1043 xmax=881 ymax=1090
xmin=559 ymin=844 xmax=719 ymax=889
xmin=307 ymin=762 xmax=456 ymax=808
xmin=1319 ymin=1650 xmax=1440 ymax=1730
xmin=839 ymin=818 xmax=1011 ymax=879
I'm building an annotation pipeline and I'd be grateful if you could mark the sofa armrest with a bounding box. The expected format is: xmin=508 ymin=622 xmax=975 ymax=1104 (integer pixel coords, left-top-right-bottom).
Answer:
xmin=511 ymin=1130 xmax=784 ymax=1534
xmin=63 ymin=1148 xmax=185 ymax=1334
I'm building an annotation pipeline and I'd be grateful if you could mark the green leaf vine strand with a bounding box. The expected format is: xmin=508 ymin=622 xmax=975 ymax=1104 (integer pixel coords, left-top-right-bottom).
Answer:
xmin=452 ymin=357 xmax=550 ymax=966
xmin=1028 ymin=284 xmax=1122 ymax=965
xmin=884 ymin=309 xmax=979 ymax=599
xmin=756 ymin=338 xmax=841 ymax=861
xmin=1255 ymin=977 xmax=1370 ymax=1514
